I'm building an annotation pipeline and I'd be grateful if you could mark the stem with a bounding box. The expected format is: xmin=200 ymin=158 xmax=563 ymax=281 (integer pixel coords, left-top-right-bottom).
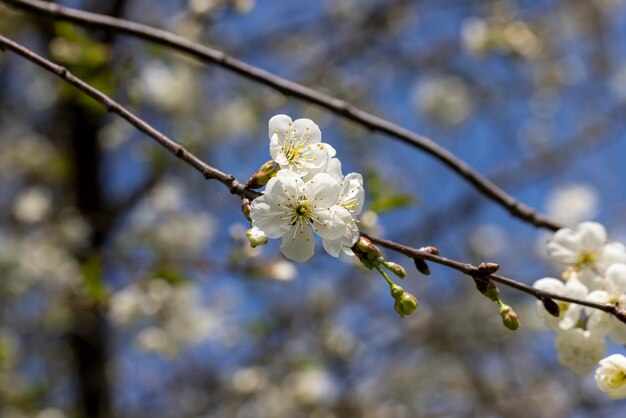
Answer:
xmin=375 ymin=265 xmax=395 ymax=287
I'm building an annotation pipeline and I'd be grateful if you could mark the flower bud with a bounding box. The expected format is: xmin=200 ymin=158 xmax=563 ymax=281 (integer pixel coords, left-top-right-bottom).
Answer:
xmin=477 ymin=262 xmax=500 ymax=275
xmin=419 ymin=245 xmax=440 ymax=255
xmin=384 ymin=261 xmax=407 ymax=279
xmin=499 ymin=303 xmax=521 ymax=330
xmin=246 ymin=227 xmax=268 ymax=248
xmin=394 ymin=292 xmax=419 ymax=317
xmin=541 ymin=297 xmax=560 ymax=317
xmin=353 ymin=237 xmax=383 ymax=269
xmin=413 ymin=258 xmax=431 ymax=275
xmin=473 ymin=277 xmax=499 ymax=302
xmin=241 ymin=198 xmax=251 ymax=221
xmin=390 ymin=284 xmax=404 ymax=299
xmin=246 ymin=160 xmax=277 ymax=189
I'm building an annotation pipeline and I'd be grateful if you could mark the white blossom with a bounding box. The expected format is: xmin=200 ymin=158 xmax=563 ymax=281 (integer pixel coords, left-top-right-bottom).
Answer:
xmin=13 ymin=187 xmax=52 ymax=224
xmin=547 ymin=222 xmax=626 ymax=289
xmin=412 ymin=75 xmax=473 ymax=125
xmin=322 ymin=159 xmax=363 ymax=257
xmin=268 ymin=114 xmax=335 ymax=181
xmin=585 ymin=264 xmax=626 ymax=340
xmin=545 ymin=184 xmax=599 ymax=226
xmin=595 ymin=354 xmax=626 ymax=399
xmin=250 ymin=169 xmax=351 ymax=262
xmin=533 ymin=276 xmax=588 ymax=331
xmin=246 ymin=226 xmax=268 ymax=248
xmin=554 ymin=328 xmax=605 ymax=375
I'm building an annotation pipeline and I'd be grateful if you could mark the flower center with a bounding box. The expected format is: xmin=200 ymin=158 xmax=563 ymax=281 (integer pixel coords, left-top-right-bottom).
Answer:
xmin=575 ymin=251 xmax=597 ymax=269
xmin=605 ymin=370 xmax=626 ymax=389
xmin=296 ymin=203 xmax=311 ymax=217
xmin=287 ymin=201 xmax=314 ymax=226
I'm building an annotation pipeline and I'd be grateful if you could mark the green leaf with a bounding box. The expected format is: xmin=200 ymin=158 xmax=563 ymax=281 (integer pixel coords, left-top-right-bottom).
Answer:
xmin=365 ymin=169 xmax=415 ymax=213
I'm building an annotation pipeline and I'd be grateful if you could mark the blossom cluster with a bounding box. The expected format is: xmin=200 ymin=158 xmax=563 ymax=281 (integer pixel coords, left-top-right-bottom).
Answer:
xmin=248 ymin=115 xmax=364 ymax=262
xmin=533 ymin=222 xmax=626 ymax=398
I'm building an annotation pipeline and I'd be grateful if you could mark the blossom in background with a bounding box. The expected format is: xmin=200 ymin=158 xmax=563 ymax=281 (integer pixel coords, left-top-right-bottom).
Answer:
xmin=110 ymin=280 xmax=218 ymax=356
xmin=250 ymin=170 xmax=351 ymax=262
xmin=595 ymin=354 xmax=626 ymax=399
xmin=546 ymin=221 xmax=626 ymax=289
xmin=533 ymin=275 xmax=588 ymax=331
xmin=536 ymin=221 xmax=626 ymax=395
xmin=545 ymin=184 xmax=599 ymax=226
xmin=322 ymin=159 xmax=364 ymax=257
xmin=555 ymin=328 xmax=605 ymax=375
xmin=268 ymin=114 xmax=335 ymax=181
xmin=585 ymin=263 xmax=626 ymax=340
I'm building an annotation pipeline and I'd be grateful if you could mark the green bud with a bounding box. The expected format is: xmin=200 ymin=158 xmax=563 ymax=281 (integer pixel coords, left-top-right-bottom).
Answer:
xmin=384 ymin=261 xmax=407 ymax=279
xmin=499 ymin=304 xmax=521 ymax=331
xmin=473 ymin=277 xmax=499 ymax=303
xmin=353 ymin=237 xmax=383 ymax=269
xmin=390 ymin=284 xmax=404 ymax=299
xmin=394 ymin=292 xmax=419 ymax=318
xmin=246 ymin=160 xmax=278 ymax=189
xmin=241 ymin=199 xmax=251 ymax=222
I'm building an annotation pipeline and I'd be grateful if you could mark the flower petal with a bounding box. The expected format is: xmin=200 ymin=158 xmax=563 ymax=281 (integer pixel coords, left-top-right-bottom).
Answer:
xmin=268 ymin=114 xmax=293 ymax=140
xmin=267 ymin=169 xmax=305 ymax=204
xmin=324 ymin=143 xmax=337 ymax=158
xmin=313 ymin=205 xmax=351 ymax=240
xmin=293 ymin=118 xmax=321 ymax=143
xmin=306 ymin=173 xmax=340 ymax=210
xmin=341 ymin=173 xmax=364 ymax=215
xmin=578 ymin=222 xmax=607 ymax=251
xmin=269 ymin=133 xmax=283 ymax=162
xmin=250 ymin=196 xmax=288 ymax=239
xmin=606 ymin=263 xmax=626 ymax=295
xmin=326 ymin=158 xmax=343 ymax=182
xmin=280 ymin=223 xmax=315 ymax=262
xmin=598 ymin=242 xmax=626 ymax=272
xmin=323 ymin=225 xmax=359 ymax=258
xmin=547 ymin=228 xmax=582 ymax=264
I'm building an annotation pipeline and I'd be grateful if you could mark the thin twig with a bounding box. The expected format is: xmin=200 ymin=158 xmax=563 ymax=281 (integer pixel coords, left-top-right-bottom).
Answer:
xmin=365 ymin=234 xmax=626 ymax=324
xmin=0 ymin=0 xmax=565 ymax=232
xmin=1 ymin=34 xmax=621 ymax=324
xmin=0 ymin=34 xmax=258 ymax=201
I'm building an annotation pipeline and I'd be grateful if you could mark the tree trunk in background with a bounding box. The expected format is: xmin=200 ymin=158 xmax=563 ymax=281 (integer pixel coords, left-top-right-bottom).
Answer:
xmin=67 ymin=102 xmax=111 ymax=418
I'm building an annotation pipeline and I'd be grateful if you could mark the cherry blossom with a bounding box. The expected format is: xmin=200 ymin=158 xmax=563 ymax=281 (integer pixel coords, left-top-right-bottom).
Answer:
xmin=595 ymin=354 xmax=626 ymax=399
xmin=554 ymin=328 xmax=605 ymax=375
xmin=533 ymin=275 xmax=588 ymax=331
xmin=322 ymin=159 xmax=364 ymax=257
xmin=268 ymin=114 xmax=335 ymax=181
xmin=249 ymin=169 xmax=351 ymax=262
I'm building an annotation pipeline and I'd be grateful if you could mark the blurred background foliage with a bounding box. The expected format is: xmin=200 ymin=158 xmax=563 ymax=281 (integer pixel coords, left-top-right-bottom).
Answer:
xmin=1 ymin=0 xmax=626 ymax=417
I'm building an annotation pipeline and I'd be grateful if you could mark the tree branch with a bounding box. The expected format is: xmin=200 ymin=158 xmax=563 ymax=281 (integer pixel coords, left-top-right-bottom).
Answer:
xmin=0 ymin=34 xmax=257 ymax=201
xmin=365 ymin=234 xmax=626 ymax=324
xmin=0 ymin=0 xmax=565 ymax=232
xmin=1 ymin=33 xmax=622 ymax=324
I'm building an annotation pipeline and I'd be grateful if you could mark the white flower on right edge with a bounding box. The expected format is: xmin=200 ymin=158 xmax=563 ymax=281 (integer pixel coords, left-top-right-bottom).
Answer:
xmin=595 ymin=354 xmax=626 ymax=399
xmin=585 ymin=263 xmax=626 ymax=342
xmin=249 ymin=169 xmax=351 ymax=262
xmin=555 ymin=328 xmax=605 ymax=375
xmin=547 ymin=221 xmax=626 ymax=290
xmin=268 ymin=114 xmax=335 ymax=181
xmin=322 ymin=159 xmax=364 ymax=257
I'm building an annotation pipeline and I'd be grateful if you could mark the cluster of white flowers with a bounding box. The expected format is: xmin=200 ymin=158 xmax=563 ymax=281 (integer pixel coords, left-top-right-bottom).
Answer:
xmin=249 ymin=115 xmax=364 ymax=262
xmin=110 ymin=280 xmax=218 ymax=356
xmin=533 ymin=221 xmax=626 ymax=398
